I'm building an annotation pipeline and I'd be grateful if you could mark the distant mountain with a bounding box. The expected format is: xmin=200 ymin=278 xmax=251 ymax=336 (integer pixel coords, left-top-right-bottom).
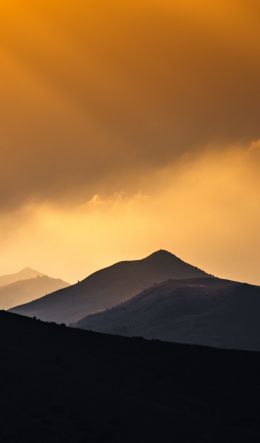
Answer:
xmin=0 ymin=276 xmax=69 ymax=310
xmin=76 ymin=277 xmax=260 ymax=351
xmin=10 ymin=250 xmax=210 ymax=324
xmin=0 ymin=267 xmax=43 ymax=287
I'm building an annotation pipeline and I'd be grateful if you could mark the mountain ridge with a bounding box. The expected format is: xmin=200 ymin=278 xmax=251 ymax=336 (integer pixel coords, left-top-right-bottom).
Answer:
xmin=0 ymin=267 xmax=44 ymax=287
xmin=0 ymin=275 xmax=69 ymax=310
xmin=75 ymin=277 xmax=260 ymax=351
xmin=10 ymin=250 xmax=210 ymax=324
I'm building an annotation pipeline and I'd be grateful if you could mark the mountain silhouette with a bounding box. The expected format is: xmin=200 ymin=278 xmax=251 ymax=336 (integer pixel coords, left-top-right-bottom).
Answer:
xmin=76 ymin=277 xmax=260 ymax=351
xmin=1 ymin=310 xmax=260 ymax=442
xmin=0 ymin=267 xmax=43 ymax=287
xmin=0 ymin=275 xmax=69 ymax=310
xmin=10 ymin=250 xmax=209 ymax=324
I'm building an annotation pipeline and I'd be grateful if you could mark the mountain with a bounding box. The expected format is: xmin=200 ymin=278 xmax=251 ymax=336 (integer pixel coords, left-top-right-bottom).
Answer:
xmin=76 ymin=277 xmax=260 ymax=351
xmin=1 ymin=310 xmax=260 ymax=442
xmin=0 ymin=276 xmax=69 ymax=310
xmin=10 ymin=250 xmax=209 ymax=324
xmin=0 ymin=267 xmax=43 ymax=287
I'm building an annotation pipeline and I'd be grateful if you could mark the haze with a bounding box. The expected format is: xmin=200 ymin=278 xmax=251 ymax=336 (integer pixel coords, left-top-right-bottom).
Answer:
xmin=0 ymin=1 xmax=259 ymax=283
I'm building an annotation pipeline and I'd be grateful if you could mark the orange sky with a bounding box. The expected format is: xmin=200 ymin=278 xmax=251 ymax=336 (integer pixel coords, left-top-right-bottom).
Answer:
xmin=0 ymin=1 xmax=259 ymax=283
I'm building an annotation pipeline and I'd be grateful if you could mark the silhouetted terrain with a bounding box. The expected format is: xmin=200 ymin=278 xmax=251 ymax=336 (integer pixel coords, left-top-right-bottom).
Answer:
xmin=0 ymin=276 xmax=69 ymax=310
xmin=76 ymin=278 xmax=260 ymax=351
xmin=11 ymin=250 xmax=209 ymax=324
xmin=0 ymin=267 xmax=43 ymax=287
xmin=1 ymin=310 xmax=260 ymax=442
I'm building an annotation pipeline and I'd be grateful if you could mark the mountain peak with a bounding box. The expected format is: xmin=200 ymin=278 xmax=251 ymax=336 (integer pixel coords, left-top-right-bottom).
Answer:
xmin=145 ymin=250 xmax=178 ymax=262
xmin=148 ymin=249 xmax=174 ymax=257
xmin=0 ymin=267 xmax=45 ymax=288
xmin=11 ymin=250 xmax=209 ymax=324
xmin=19 ymin=268 xmax=44 ymax=277
xmin=21 ymin=267 xmax=39 ymax=272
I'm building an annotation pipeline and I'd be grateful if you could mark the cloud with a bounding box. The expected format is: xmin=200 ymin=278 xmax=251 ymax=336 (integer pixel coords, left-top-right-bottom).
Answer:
xmin=0 ymin=1 xmax=260 ymax=211
xmin=0 ymin=140 xmax=260 ymax=285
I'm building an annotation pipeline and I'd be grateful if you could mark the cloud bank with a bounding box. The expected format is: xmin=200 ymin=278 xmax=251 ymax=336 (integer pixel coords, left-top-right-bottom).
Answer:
xmin=0 ymin=0 xmax=260 ymax=210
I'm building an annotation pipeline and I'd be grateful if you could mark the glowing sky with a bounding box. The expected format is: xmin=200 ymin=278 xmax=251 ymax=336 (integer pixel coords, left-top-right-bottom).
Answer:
xmin=0 ymin=1 xmax=260 ymax=283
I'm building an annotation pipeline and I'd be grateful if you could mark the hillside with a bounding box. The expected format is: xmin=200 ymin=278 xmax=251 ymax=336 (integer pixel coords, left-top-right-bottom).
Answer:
xmin=0 ymin=276 xmax=69 ymax=310
xmin=11 ymin=250 xmax=209 ymax=324
xmin=0 ymin=310 xmax=260 ymax=442
xmin=76 ymin=277 xmax=260 ymax=351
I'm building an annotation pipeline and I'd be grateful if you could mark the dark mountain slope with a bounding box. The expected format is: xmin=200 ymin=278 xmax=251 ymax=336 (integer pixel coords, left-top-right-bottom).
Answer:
xmin=76 ymin=277 xmax=260 ymax=351
xmin=0 ymin=276 xmax=69 ymax=310
xmin=11 ymin=250 xmax=209 ymax=324
xmin=1 ymin=310 xmax=260 ymax=442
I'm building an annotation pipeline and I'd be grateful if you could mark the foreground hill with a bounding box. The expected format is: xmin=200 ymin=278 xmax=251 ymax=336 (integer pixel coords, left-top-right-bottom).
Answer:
xmin=0 ymin=267 xmax=43 ymax=287
xmin=1 ymin=311 xmax=260 ymax=442
xmin=11 ymin=250 xmax=209 ymax=324
xmin=76 ymin=278 xmax=260 ymax=351
xmin=0 ymin=276 xmax=69 ymax=310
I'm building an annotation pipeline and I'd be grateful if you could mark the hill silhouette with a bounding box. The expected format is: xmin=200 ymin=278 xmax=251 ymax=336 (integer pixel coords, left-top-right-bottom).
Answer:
xmin=76 ymin=277 xmax=260 ymax=351
xmin=0 ymin=275 xmax=69 ymax=310
xmin=11 ymin=250 xmax=209 ymax=324
xmin=0 ymin=310 xmax=260 ymax=442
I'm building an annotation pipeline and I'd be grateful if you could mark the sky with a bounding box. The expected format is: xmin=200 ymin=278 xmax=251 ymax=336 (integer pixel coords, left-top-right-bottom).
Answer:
xmin=0 ymin=0 xmax=260 ymax=284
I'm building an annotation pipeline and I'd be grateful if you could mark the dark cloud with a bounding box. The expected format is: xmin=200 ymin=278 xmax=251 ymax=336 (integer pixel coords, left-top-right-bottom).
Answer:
xmin=0 ymin=0 xmax=260 ymax=210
